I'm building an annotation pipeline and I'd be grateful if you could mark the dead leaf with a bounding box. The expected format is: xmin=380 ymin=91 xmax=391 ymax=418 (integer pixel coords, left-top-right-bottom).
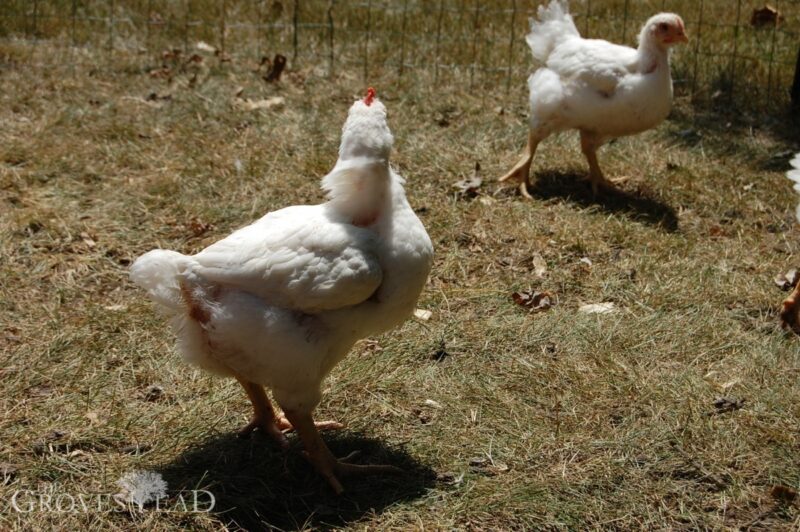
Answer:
xmin=26 ymin=384 xmax=53 ymax=397
xmin=263 ymin=54 xmax=287 ymax=83
xmin=532 ymin=253 xmax=547 ymax=278
xmin=708 ymin=396 xmax=745 ymax=415
xmin=0 ymin=463 xmax=18 ymax=481
xmin=85 ymin=411 xmax=100 ymax=424
xmin=413 ymin=309 xmax=432 ymax=321
xmin=770 ymin=484 xmax=797 ymax=503
xmin=234 ymin=96 xmax=285 ymax=111
xmin=187 ymin=217 xmax=213 ymax=237
xmin=578 ymin=302 xmax=616 ymax=314
xmin=751 ymin=5 xmax=782 ymax=28
xmin=196 ymin=41 xmax=217 ymax=54
xmin=453 ymin=162 xmax=482 ymax=198
xmin=80 ymin=232 xmax=96 ymax=249
xmin=431 ymin=339 xmax=448 ymax=362
xmin=512 ymin=289 xmax=555 ymax=313
xmin=143 ymin=385 xmax=165 ymax=402
xmin=579 ymin=257 xmax=592 ymax=267
xmin=469 ymin=457 xmax=510 ymax=476
xmin=423 ymin=399 xmax=442 ymax=409
xmin=104 ymin=304 xmax=126 ymax=312
xmin=774 ymin=269 xmax=800 ymax=291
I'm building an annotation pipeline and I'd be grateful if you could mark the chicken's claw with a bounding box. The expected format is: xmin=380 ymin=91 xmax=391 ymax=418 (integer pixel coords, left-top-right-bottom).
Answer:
xmin=238 ymin=416 xmax=290 ymax=449
xmin=303 ymin=451 xmax=403 ymax=495
xmin=276 ymin=416 xmax=344 ymax=432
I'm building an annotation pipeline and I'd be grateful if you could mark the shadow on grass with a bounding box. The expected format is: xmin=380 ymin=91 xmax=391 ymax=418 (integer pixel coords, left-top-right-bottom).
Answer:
xmin=527 ymin=170 xmax=679 ymax=232
xmin=158 ymin=431 xmax=435 ymax=530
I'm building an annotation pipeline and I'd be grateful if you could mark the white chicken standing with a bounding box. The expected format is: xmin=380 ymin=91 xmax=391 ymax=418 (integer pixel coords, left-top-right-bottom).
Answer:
xmin=130 ymin=88 xmax=434 ymax=494
xmin=500 ymin=0 xmax=688 ymax=197
xmin=780 ymin=153 xmax=800 ymax=332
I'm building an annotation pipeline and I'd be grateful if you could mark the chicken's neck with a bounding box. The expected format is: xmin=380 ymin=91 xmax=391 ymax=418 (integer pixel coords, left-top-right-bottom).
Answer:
xmin=636 ymin=40 xmax=670 ymax=75
xmin=322 ymin=158 xmax=392 ymax=227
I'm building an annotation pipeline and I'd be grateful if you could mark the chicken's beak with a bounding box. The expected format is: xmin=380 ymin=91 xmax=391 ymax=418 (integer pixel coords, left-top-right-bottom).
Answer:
xmin=677 ymin=32 xmax=689 ymax=43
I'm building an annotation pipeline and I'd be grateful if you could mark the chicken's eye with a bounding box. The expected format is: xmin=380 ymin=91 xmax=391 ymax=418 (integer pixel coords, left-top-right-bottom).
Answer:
xmin=658 ymin=22 xmax=668 ymax=31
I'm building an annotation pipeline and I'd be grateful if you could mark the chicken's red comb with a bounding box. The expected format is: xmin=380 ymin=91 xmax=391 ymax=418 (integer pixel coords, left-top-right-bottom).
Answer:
xmin=364 ymin=87 xmax=376 ymax=106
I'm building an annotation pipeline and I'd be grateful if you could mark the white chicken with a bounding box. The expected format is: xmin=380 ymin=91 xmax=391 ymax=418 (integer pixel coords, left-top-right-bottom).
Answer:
xmin=780 ymin=153 xmax=800 ymax=332
xmin=130 ymin=88 xmax=434 ymax=494
xmin=500 ymin=0 xmax=688 ymax=197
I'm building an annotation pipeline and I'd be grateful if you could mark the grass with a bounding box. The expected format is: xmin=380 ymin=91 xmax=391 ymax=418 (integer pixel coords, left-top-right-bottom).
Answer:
xmin=2 ymin=6 xmax=800 ymax=529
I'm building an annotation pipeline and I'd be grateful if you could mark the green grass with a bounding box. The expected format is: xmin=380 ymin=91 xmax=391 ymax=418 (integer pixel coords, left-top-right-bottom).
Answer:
xmin=1 ymin=7 xmax=800 ymax=530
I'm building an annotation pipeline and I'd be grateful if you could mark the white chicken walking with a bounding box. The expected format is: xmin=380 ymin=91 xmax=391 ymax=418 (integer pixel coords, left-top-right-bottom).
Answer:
xmin=130 ymin=88 xmax=433 ymax=494
xmin=500 ymin=0 xmax=688 ymax=197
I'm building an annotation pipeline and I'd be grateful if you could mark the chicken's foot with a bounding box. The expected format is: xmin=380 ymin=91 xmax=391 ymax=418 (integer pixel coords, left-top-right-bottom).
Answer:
xmin=235 ymin=377 xmax=290 ymax=449
xmin=500 ymin=131 xmax=539 ymax=200
xmin=580 ymin=131 xmax=615 ymax=196
xmin=282 ymin=408 xmax=401 ymax=495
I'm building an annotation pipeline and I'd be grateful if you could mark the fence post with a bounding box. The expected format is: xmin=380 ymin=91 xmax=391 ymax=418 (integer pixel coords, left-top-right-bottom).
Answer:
xmin=621 ymin=0 xmax=629 ymax=43
xmin=71 ymin=0 xmax=78 ymax=46
xmin=505 ymin=0 xmax=516 ymax=95
xmin=398 ymin=0 xmax=409 ymax=77
xmin=183 ymin=0 xmax=189 ymax=52
xmin=433 ymin=0 xmax=444 ymax=86
xmin=691 ymin=0 xmax=704 ymax=100
xmin=584 ymin=0 xmax=590 ymax=37
xmin=292 ymin=0 xmax=299 ymax=63
xmin=108 ymin=0 xmax=115 ymax=54
xmin=220 ymin=0 xmax=227 ymax=60
xmin=363 ymin=0 xmax=372 ymax=82
xmin=326 ymin=0 xmax=334 ymax=78
xmin=729 ymin=0 xmax=742 ymax=103
xmin=765 ymin=0 xmax=780 ymax=103
xmin=792 ymin=45 xmax=800 ymax=114
xmin=469 ymin=0 xmax=480 ymax=90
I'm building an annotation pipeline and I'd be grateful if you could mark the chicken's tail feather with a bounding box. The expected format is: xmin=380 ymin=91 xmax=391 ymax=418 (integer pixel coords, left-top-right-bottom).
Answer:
xmin=525 ymin=0 xmax=579 ymax=63
xmin=130 ymin=249 xmax=194 ymax=312
xmin=788 ymin=152 xmax=800 ymax=222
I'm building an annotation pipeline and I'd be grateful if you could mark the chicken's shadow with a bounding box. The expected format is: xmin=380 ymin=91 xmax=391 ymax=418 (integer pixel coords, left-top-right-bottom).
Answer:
xmin=527 ymin=170 xmax=679 ymax=232
xmin=157 ymin=431 xmax=435 ymax=530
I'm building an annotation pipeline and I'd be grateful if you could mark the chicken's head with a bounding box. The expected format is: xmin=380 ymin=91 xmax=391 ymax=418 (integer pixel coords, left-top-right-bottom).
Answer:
xmin=642 ymin=13 xmax=688 ymax=48
xmin=338 ymin=88 xmax=394 ymax=163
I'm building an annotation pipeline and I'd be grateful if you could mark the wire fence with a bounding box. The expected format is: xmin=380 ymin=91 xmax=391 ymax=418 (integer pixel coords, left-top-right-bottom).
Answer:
xmin=1 ymin=0 xmax=799 ymax=111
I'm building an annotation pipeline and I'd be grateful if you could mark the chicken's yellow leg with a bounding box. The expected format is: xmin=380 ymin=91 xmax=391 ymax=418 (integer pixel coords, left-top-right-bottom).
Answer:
xmin=580 ymin=131 xmax=612 ymax=196
xmin=500 ymin=131 xmax=539 ymax=199
xmin=235 ymin=377 xmax=290 ymax=449
xmin=281 ymin=408 xmax=401 ymax=495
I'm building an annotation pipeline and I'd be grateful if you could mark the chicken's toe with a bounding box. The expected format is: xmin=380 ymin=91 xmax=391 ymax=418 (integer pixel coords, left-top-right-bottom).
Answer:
xmin=276 ymin=416 xmax=344 ymax=432
xmin=238 ymin=417 xmax=290 ymax=449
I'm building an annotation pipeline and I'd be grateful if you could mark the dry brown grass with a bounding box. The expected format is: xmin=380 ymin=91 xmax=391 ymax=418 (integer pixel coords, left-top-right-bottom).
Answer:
xmin=1 ymin=17 xmax=800 ymax=530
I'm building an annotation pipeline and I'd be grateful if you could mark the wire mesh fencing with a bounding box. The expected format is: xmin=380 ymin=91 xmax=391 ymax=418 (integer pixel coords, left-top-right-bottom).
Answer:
xmin=1 ymin=0 xmax=799 ymax=111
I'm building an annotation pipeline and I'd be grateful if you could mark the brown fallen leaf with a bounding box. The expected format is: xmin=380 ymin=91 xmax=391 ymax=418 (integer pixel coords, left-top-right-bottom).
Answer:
xmin=187 ymin=217 xmax=214 ymax=237
xmin=751 ymin=5 xmax=782 ymax=28
xmin=453 ymin=162 xmax=482 ymax=198
xmin=263 ymin=54 xmax=287 ymax=83
xmin=512 ymin=289 xmax=555 ymax=313
xmin=770 ymin=484 xmax=797 ymax=503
